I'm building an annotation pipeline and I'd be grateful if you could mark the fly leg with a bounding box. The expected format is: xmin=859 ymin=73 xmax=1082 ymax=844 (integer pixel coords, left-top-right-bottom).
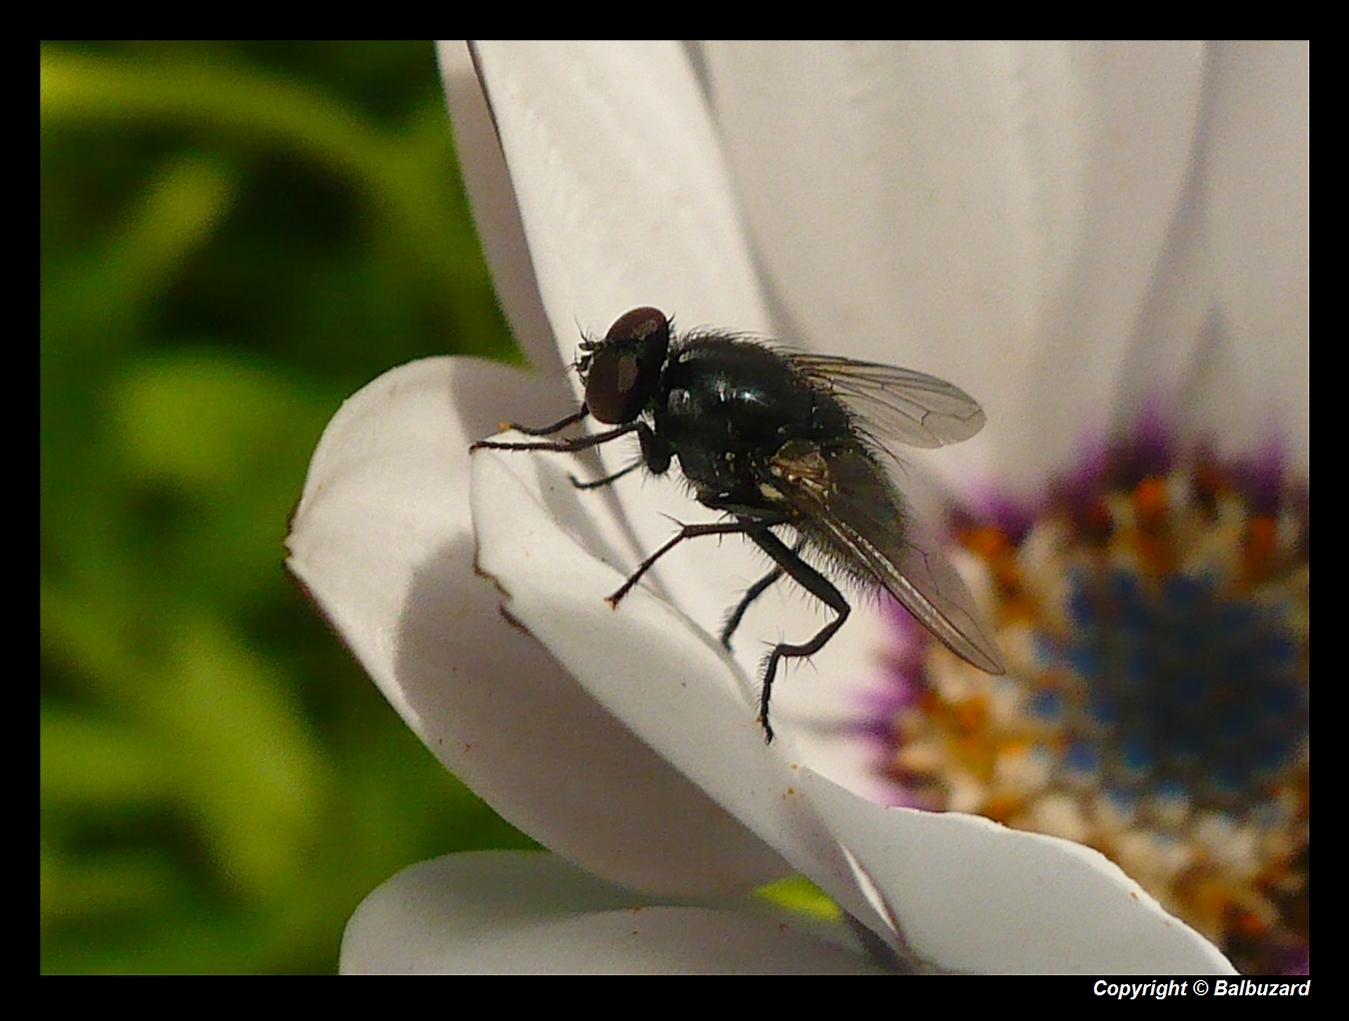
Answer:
xmin=502 ymin=406 xmax=589 ymax=437
xmin=607 ymin=517 xmax=787 ymax=608
xmin=472 ymin=408 xmax=648 ymax=487
xmin=720 ymin=567 xmax=783 ymax=650
xmin=569 ymin=461 xmax=642 ymax=490
xmin=719 ymin=536 xmax=807 ymax=650
xmin=470 ymin=418 xmax=641 ymax=454
xmin=748 ymin=530 xmax=851 ymax=743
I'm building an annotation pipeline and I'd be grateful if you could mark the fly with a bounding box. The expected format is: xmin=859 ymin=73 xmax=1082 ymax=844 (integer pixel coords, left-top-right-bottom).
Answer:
xmin=471 ymin=307 xmax=1005 ymax=741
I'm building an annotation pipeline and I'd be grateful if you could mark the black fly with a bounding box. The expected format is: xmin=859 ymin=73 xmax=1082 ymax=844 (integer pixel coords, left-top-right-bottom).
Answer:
xmin=471 ymin=307 xmax=1005 ymax=741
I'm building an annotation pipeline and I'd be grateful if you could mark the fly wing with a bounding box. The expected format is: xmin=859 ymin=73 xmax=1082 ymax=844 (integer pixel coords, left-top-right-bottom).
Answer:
xmin=789 ymin=354 xmax=985 ymax=449
xmin=869 ymin=508 xmax=1006 ymax=675
xmin=774 ymin=442 xmax=1005 ymax=674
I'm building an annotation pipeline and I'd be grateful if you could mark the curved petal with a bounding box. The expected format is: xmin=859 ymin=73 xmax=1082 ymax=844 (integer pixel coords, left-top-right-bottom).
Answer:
xmin=469 ymin=42 xmax=769 ymax=351
xmin=471 ymin=445 xmax=892 ymax=940
xmin=799 ymin=769 xmax=1235 ymax=974
xmin=436 ymin=42 xmax=558 ymax=372
xmin=474 ymin=443 xmax=1234 ymax=972
xmin=342 ymin=851 xmax=878 ymax=974
xmin=286 ymin=357 xmax=787 ymax=896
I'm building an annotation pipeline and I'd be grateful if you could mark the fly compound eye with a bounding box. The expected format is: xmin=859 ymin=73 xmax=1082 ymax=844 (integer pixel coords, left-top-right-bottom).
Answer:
xmin=585 ymin=346 xmax=645 ymax=423
xmin=584 ymin=307 xmax=671 ymax=424
xmin=605 ymin=306 xmax=670 ymax=346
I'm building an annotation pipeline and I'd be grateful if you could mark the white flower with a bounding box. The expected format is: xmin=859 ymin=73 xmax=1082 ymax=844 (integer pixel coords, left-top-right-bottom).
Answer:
xmin=287 ymin=41 xmax=1304 ymax=973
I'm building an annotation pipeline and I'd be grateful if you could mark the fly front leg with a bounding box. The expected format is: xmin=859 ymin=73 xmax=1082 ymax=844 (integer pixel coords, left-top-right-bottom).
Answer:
xmin=470 ymin=418 xmax=641 ymax=454
xmin=748 ymin=530 xmax=851 ymax=743
xmin=505 ymin=406 xmax=590 ymax=437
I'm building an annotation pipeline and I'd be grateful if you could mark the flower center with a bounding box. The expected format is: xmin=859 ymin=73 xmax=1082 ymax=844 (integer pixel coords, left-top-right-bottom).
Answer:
xmin=1055 ymin=564 xmax=1305 ymax=815
xmin=873 ymin=434 xmax=1308 ymax=975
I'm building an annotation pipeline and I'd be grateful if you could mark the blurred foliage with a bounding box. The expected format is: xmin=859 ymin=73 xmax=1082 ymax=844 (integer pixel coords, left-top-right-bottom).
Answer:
xmin=40 ymin=42 xmax=536 ymax=974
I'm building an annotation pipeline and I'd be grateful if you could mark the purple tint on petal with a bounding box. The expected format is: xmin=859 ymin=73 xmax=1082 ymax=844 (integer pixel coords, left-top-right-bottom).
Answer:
xmin=848 ymin=600 xmax=931 ymax=809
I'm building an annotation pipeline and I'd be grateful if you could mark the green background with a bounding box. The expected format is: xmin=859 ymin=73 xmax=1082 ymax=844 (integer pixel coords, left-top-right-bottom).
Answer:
xmin=40 ymin=41 xmax=539 ymax=974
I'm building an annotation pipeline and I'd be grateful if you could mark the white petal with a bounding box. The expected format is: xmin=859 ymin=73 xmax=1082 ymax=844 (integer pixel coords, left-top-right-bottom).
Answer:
xmin=704 ymin=42 xmax=1078 ymax=369
xmin=1042 ymin=43 xmax=1205 ymax=445
xmin=798 ymin=768 xmax=1236 ymax=974
xmin=469 ymin=41 xmax=770 ymax=364
xmin=703 ymin=42 xmax=1207 ymax=493
xmin=287 ymin=357 xmax=786 ymax=895
xmin=342 ymin=851 xmax=878 ymax=974
xmin=436 ymin=42 xmax=558 ymax=371
xmin=1201 ymin=41 xmax=1309 ymax=470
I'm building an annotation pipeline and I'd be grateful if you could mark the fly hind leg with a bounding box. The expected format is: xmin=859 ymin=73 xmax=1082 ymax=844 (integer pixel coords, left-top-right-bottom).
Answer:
xmin=607 ymin=517 xmax=785 ymax=607
xmin=719 ymin=536 xmax=807 ymax=650
xmin=748 ymin=530 xmax=851 ymax=743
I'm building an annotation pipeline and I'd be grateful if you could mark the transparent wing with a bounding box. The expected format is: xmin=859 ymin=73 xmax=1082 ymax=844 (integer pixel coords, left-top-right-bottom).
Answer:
xmin=789 ymin=353 xmax=986 ymax=449
xmin=776 ymin=444 xmax=1004 ymax=674
xmin=867 ymin=509 xmax=1006 ymax=675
